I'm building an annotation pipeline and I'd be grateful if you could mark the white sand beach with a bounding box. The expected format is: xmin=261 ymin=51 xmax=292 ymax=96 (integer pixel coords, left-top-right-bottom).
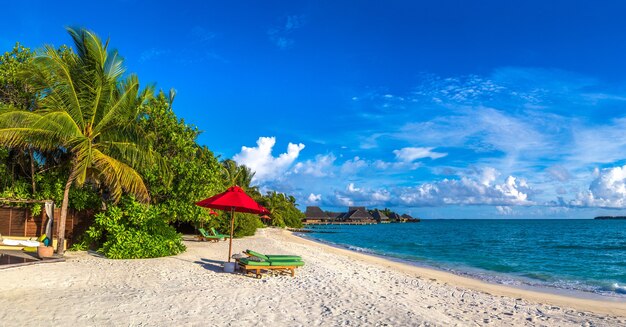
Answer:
xmin=1 ymin=228 xmax=625 ymax=326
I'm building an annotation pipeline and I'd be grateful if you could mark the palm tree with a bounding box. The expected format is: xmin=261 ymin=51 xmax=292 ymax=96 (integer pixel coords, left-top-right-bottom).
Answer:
xmin=221 ymin=159 xmax=259 ymax=195
xmin=221 ymin=159 xmax=240 ymax=187
xmin=0 ymin=27 xmax=157 ymax=254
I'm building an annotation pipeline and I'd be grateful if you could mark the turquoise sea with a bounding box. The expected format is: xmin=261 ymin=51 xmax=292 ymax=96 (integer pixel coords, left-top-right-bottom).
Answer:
xmin=302 ymin=219 xmax=626 ymax=297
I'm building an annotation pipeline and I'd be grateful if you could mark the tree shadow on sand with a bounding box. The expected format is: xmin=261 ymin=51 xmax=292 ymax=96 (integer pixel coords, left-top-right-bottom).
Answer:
xmin=194 ymin=258 xmax=227 ymax=272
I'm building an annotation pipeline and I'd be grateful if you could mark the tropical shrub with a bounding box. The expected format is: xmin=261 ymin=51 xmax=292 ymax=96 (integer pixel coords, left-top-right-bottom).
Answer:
xmin=82 ymin=197 xmax=185 ymax=259
xmin=207 ymin=212 xmax=264 ymax=238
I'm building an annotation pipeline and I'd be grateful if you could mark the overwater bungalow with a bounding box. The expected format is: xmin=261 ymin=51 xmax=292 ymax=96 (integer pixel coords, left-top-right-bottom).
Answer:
xmin=303 ymin=206 xmax=331 ymax=224
xmin=343 ymin=207 xmax=376 ymax=224
xmin=303 ymin=206 xmax=377 ymax=224
xmin=388 ymin=212 xmax=405 ymax=223
xmin=402 ymin=213 xmax=421 ymax=223
xmin=371 ymin=210 xmax=390 ymax=223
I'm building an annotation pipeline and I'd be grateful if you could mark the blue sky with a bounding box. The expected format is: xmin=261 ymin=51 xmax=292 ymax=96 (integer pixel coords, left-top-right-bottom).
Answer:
xmin=4 ymin=1 xmax=626 ymax=218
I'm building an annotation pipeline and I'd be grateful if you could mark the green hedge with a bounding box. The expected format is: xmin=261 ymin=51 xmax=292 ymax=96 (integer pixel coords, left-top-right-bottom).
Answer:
xmin=81 ymin=197 xmax=186 ymax=259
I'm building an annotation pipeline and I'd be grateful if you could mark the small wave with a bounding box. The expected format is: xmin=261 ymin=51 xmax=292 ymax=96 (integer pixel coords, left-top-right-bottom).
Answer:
xmin=521 ymin=272 xmax=554 ymax=282
xmin=604 ymin=283 xmax=626 ymax=294
xmin=346 ymin=245 xmax=376 ymax=254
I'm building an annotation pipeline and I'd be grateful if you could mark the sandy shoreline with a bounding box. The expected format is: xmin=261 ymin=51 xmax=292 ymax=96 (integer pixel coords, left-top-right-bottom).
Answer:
xmin=288 ymin=230 xmax=626 ymax=316
xmin=0 ymin=228 xmax=625 ymax=326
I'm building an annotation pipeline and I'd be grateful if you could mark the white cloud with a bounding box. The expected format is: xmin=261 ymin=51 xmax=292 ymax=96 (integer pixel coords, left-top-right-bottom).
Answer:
xmin=393 ymin=147 xmax=447 ymax=162
xmin=292 ymin=154 xmax=336 ymax=177
xmin=307 ymin=193 xmax=322 ymax=204
xmin=397 ymin=174 xmax=532 ymax=207
xmin=569 ymin=165 xmax=626 ymax=208
xmin=331 ymin=183 xmax=391 ymax=207
xmin=334 ymin=193 xmax=354 ymax=207
xmin=340 ymin=157 xmax=368 ymax=174
xmin=477 ymin=166 xmax=499 ymax=186
xmin=393 ymin=107 xmax=550 ymax=160
xmin=546 ymin=165 xmax=572 ymax=182
xmin=569 ymin=118 xmax=626 ymax=165
xmin=496 ymin=206 xmax=514 ymax=215
xmin=329 ymin=168 xmax=533 ymax=208
xmin=233 ymin=137 xmax=305 ymax=183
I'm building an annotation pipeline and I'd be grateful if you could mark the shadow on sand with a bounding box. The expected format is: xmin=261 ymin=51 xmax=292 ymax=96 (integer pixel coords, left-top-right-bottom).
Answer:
xmin=194 ymin=257 xmax=227 ymax=273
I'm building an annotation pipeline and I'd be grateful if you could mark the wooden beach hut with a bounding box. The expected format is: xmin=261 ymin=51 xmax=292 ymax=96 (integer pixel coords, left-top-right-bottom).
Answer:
xmin=343 ymin=207 xmax=376 ymax=224
xmin=303 ymin=206 xmax=330 ymax=224
xmin=371 ymin=209 xmax=390 ymax=223
xmin=388 ymin=212 xmax=404 ymax=223
xmin=401 ymin=213 xmax=420 ymax=223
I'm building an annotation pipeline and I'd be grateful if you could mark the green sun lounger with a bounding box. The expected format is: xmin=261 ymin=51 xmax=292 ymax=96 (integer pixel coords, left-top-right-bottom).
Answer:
xmin=236 ymin=257 xmax=305 ymax=278
xmin=197 ymin=228 xmax=223 ymax=242
xmin=211 ymin=228 xmax=230 ymax=239
xmin=245 ymin=249 xmax=302 ymax=261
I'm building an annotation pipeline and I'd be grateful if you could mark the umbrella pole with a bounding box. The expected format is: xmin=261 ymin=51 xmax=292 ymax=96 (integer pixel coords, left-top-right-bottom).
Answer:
xmin=228 ymin=207 xmax=235 ymax=262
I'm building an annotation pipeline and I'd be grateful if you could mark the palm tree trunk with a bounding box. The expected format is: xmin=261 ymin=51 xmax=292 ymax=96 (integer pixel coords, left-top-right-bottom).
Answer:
xmin=56 ymin=171 xmax=74 ymax=255
xmin=29 ymin=147 xmax=36 ymax=193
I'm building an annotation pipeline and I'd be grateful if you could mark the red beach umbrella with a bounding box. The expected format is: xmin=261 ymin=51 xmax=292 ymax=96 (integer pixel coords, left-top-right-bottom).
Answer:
xmin=196 ymin=186 xmax=269 ymax=262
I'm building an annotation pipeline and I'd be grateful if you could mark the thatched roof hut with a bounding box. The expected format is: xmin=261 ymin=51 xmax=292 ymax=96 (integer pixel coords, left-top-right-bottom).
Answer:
xmin=303 ymin=206 xmax=330 ymax=223
xmin=343 ymin=207 xmax=375 ymax=222
xmin=371 ymin=210 xmax=390 ymax=223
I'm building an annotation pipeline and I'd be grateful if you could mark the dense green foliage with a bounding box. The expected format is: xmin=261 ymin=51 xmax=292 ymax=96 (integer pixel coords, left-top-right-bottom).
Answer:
xmin=205 ymin=212 xmax=264 ymax=238
xmin=139 ymin=91 xmax=224 ymax=224
xmin=0 ymin=28 xmax=161 ymax=255
xmin=82 ymin=197 xmax=186 ymax=259
xmin=259 ymin=191 xmax=304 ymax=228
xmin=0 ymin=28 xmax=305 ymax=259
xmin=0 ymin=43 xmax=101 ymax=215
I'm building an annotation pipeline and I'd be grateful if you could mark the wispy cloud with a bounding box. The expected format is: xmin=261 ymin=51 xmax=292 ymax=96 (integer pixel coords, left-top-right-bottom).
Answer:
xmin=393 ymin=147 xmax=447 ymax=162
xmin=139 ymin=48 xmax=171 ymax=62
xmin=140 ymin=27 xmax=226 ymax=65
xmin=268 ymin=14 xmax=306 ymax=49
xmin=189 ymin=26 xmax=216 ymax=44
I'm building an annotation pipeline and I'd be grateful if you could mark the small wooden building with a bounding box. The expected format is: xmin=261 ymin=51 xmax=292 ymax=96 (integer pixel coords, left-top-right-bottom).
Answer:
xmin=401 ymin=213 xmax=421 ymax=223
xmin=371 ymin=210 xmax=390 ymax=223
xmin=388 ymin=212 xmax=405 ymax=222
xmin=0 ymin=204 xmax=92 ymax=247
xmin=303 ymin=206 xmax=330 ymax=224
xmin=343 ymin=206 xmax=376 ymax=224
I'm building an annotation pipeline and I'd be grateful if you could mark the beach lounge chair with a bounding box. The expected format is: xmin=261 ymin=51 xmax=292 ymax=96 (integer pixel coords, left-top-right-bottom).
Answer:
xmin=236 ymin=249 xmax=304 ymax=278
xmin=236 ymin=257 xmax=304 ymax=278
xmin=197 ymin=228 xmax=223 ymax=242
xmin=244 ymin=249 xmax=302 ymax=261
xmin=210 ymin=228 xmax=230 ymax=240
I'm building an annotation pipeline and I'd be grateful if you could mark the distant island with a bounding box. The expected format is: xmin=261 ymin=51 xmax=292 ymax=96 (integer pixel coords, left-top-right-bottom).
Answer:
xmin=594 ymin=216 xmax=626 ymax=220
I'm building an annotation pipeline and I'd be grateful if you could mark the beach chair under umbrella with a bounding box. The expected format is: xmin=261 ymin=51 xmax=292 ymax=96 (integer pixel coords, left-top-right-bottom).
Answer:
xmin=195 ymin=186 xmax=269 ymax=262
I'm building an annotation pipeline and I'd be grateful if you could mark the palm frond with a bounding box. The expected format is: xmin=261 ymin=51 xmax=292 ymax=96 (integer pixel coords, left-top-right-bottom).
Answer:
xmin=93 ymin=75 xmax=141 ymax=133
xmin=29 ymin=46 xmax=85 ymax=129
xmin=0 ymin=128 xmax=59 ymax=151
xmin=92 ymin=149 xmax=149 ymax=202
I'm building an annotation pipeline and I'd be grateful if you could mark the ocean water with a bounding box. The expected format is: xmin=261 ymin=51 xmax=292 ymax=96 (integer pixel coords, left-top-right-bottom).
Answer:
xmin=303 ymin=219 xmax=626 ymax=297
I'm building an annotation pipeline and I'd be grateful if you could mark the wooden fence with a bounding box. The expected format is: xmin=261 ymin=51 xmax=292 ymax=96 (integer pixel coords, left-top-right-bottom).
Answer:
xmin=0 ymin=206 xmax=93 ymax=245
